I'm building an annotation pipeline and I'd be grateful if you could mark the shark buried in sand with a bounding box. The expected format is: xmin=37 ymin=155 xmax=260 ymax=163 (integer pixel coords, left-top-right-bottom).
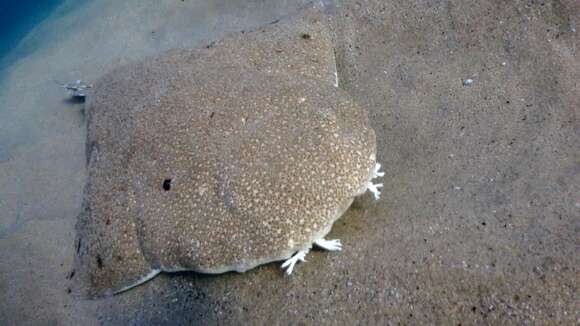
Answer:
xmin=71 ymin=8 xmax=383 ymax=297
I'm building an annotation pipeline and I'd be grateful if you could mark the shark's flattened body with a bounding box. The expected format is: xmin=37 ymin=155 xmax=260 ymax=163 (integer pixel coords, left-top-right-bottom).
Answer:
xmin=72 ymin=7 xmax=383 ymax=298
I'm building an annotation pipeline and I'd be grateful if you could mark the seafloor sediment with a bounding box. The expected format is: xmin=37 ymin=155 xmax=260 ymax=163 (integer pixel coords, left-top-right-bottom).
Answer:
xmin=0 ymin=0 xmax=578 ymax=325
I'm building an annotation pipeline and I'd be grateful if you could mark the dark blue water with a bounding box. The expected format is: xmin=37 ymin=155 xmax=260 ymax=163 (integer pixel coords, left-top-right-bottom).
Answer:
xmin=0 ymin=1 xmax=62 ymax=61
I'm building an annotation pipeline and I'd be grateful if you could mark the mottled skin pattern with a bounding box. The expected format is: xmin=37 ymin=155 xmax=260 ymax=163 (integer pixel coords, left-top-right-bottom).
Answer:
xmin=131 ymin=71 xmax=376 ymax=274
xmin=73 ymin=8 xmax=377 ymax=297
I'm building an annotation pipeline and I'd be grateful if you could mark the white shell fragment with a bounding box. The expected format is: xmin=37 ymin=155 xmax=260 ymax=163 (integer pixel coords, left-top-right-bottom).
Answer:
xmin=56 ymin=79 xmax=93 ymax=99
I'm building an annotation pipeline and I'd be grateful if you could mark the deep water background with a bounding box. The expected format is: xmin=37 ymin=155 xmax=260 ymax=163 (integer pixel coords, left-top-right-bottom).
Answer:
xmin=0 ymin=0 xmax=62 ymax=65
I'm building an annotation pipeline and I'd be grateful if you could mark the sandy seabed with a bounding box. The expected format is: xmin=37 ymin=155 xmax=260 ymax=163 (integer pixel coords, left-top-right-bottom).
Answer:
xmin=1 ymin=0 xmax=578 ymax=325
